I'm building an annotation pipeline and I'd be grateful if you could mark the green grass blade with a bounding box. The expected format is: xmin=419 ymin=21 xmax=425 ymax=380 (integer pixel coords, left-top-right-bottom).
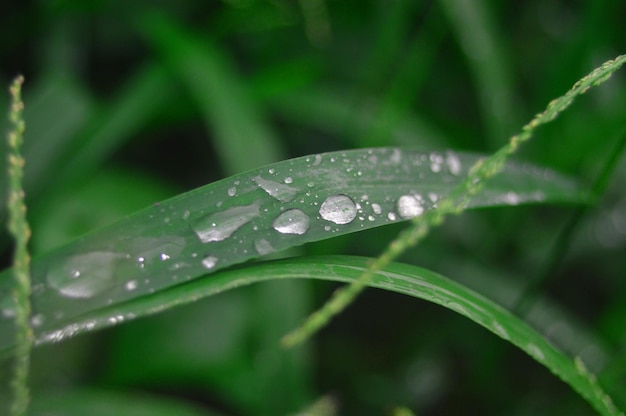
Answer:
xmin=18 ymin=255 xmax=623 ymax=415
xmin=0 ymin=147 xmax=584 ymax=355
xmin=440 ymin=0 xmax=519 ymax=146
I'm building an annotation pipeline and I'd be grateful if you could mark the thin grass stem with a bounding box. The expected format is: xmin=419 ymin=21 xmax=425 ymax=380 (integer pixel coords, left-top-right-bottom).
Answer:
xmin=6 ymin=75 xmax=33 ymax=416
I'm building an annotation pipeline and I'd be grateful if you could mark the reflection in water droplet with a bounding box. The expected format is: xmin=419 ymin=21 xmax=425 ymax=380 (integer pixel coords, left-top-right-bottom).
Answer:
xmin=273 ymin=209 xmax=310 ymax=235
xmin=397 ymin=195 xmax=424 ymax=219
xmin=202 ymin=255 xmax=218 ymax=269
xmin=125 ymin=280 xmax=138 ymax=291
xmin=319 ymin=195 xmax=358 ymax=225
xmin=228 ymin=187 xmax=237 ymax=197
xmin=47 ymin=251 xmax=125 ymax=299
xmin=254 ymin=239 xmax=274 ymax=255
xmin=192 ymin=201 xmax=260 ymax=243
xmin=253 ymin=176 xmax=299 ymax=202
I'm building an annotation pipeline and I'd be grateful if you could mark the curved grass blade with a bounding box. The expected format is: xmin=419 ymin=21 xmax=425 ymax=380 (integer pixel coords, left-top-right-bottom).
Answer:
xmin=0 ymin=147 xmax=585 ymax=355
xmin=16 ymin=255 xmax=624 ymax=415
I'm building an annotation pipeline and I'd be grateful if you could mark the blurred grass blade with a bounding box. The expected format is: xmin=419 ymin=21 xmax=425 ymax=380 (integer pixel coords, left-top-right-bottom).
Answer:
xmin=440 ymin=0 xmax=518 ymax=146
xmin=139 ymin=12 xmax=284 ymax=175
xmin=55 ymin=63 xmax=177 ymax=187
xmin=0 ymin=147 xmax=585 ymax=355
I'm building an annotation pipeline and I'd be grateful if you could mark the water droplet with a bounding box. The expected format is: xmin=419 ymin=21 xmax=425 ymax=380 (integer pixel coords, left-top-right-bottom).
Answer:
xmin=446 ymin=151 xmax=462 ymax=175
xmin=397 ymin=195 xmax=424 ymax=219
xmin=192 ymin=201 xmax=260 ymax=243
xmin=430 ymin=153 xmax=444 ymax=173
xmin=160 ymin=253 xmax=170 ymax=261
xmin=46 ymin=251 xmax=125 ymax=299
xmin=505 ymin=192 xmax=521 ymax=205
xmin=319 ymin=194 xmax=358 ymax=225
xmin=228 ymin=187 xmax=237 ymax=196
xmin=273 ymin=209 xmax=310 ymax=235
xmin=254 ymin=239 xmax=274 ymax=255
xmin=371 ymin=203 xmax=382 ymax=215
xmin=253 ymin=176 xmax=299 ymax=202
xmin=30 ymin=314 xmax=45 ymax=327
xmin=125 ymin=280 xmax=138 ymax=291
xmin=312 ymin=154 xmax=322 ymax=166
xmin=202 ymin=255 xmax=218 ymax=269
xmin=284 ymin=176 xmax=293 ymax=184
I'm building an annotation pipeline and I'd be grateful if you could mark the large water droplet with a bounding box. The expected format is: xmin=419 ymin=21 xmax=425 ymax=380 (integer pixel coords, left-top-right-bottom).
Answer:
xmin=253 ymin=175 xmax=299 ymax=202
xmin=319 ymin=194 xmax=358 ymax=225
xmin=397 ymin=195 xmax=424 ymax=219
xmin=192 ymin=201 xmax=260 ymax=243
xmin=273 ymin=209 xmax=310 ymax=235
xmin=47 ymin=251 xmax=125 ymax=299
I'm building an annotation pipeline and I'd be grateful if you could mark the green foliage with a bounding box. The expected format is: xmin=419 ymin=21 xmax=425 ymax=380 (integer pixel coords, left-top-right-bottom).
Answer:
xmin=1 ymin=1 xmax=625 ymax=415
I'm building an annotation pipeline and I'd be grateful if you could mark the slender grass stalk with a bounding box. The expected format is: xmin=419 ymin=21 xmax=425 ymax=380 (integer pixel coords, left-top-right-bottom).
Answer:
xmin=282 ymin=54 xmax=626 ymax=347
xmin=6 ymin=75 xmax=33 ymax=416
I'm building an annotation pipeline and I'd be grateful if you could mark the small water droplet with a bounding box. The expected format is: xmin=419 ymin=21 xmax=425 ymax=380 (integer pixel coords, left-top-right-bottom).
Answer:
xmin=228 ymin=187 xmax=237 ymax=197
xmin=505 ymin=192 xmax=521 ymax=205
xmin=372 ymin=203 xmax=382 ymax=215
xmin=388 ymin=212 xmax=397 ymax=221
xmin=312 ymin=154 xmax=322 ymax=166
xmin=254 ymin=239 xmax=274 ymax=255
xmin=430 ymin=153 xmax=444 ymax=173
xmin=202 ymin=255 xmax=218 ymax=269
xmin=192 ymin=201 xmax=260 ymax=243
xmin=446 ymin=151 xmax=462 ymax=175
xmin=319 ymin=194 xmax=358 ymax=225
xmin=284 ymin=176 xmax=293 ymax=184
xmin=30 ymin=314 xmax=45 ymax=327
xmin=160 ymin=253 xmax=170 ymax=261
xmin=125 ymin=280 xmax=138 ymax=291
xmin=397 ymin=195 xmax=424 ymax=219
xmin=273 ymin=209 xmax=310 ymax=235
xmin=253 ymin=176 xmax=299 ymax=202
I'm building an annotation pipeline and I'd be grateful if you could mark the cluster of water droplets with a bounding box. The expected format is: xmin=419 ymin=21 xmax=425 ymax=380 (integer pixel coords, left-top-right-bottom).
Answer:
xmin=2 ymin=147 xmax=479 ymax=350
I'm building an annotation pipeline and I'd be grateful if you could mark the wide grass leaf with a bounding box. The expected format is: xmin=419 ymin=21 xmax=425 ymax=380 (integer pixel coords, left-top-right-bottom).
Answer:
xmin=0 ymin=147 xmax=584 ymax=355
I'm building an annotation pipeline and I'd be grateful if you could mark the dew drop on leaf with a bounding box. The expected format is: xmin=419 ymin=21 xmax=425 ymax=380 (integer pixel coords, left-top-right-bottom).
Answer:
xmin=446 ymin=151 xmax=462 ymax=176
xmin=273 ymin=209 xmax=310 ymax=235
xmin=201 ymin=255 xmax=218 ymax=269
xmin=191 ymin=201 xmax=260 ymax=243
xmin=254 ymin=238 xmax=274 ymax=255
xmin=46 ymin=251 xmax=125 ymax=299
xmin=397 ymin=195 xmax=424 ymax=219
xmin=252 ymin=175 xmax=299 ymax=202
xmin=319 ymin=194 xmax=358 ymax=225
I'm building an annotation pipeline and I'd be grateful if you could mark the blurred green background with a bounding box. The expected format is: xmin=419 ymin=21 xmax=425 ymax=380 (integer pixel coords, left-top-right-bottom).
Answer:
xmin=1 ymin=0 xmax=626 ymax=414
